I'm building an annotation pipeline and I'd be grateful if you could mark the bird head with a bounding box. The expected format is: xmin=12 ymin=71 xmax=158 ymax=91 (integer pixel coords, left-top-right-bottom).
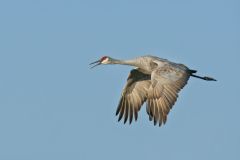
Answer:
xmin=90 ymin=56 xmax=111 ymax=68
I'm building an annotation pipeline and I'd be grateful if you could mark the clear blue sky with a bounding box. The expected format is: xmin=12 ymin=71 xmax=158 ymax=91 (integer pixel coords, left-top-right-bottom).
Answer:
xmin=0 ymin=0 xmax=239 ymax=159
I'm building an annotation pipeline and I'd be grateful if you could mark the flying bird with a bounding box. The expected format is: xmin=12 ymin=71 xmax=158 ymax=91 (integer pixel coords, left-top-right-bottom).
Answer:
xmin=90 ymin=55 xmax=216 ymax=126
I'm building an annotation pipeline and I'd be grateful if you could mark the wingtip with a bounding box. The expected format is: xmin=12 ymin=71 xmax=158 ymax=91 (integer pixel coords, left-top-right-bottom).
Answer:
xmin=129 ymin=120 xmax=132 ymax=125
xmin=118 ymin=116 xmax=122 ymax=122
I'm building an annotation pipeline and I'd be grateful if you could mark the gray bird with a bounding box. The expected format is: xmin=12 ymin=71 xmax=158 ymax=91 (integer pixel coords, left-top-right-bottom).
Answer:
xmin=90 ymin=55 xmax=216 ymax=126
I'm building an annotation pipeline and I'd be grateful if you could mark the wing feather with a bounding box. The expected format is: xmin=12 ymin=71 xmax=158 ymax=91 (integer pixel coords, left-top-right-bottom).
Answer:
xmin=117 ymin=63 xmax=190 ymax=126
xmin=124 ymin=99 xmax=129 ymax=124
xmin=146 ymin=64 xmax=191 ymax=126
xmin=116 ymin=69 xmax=151 ymax=124
xmin=118 ymin=97 xmax=125 ymax=121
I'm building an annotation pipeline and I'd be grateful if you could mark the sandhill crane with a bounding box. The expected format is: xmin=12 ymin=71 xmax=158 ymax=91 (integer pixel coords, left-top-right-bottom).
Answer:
xmin=90 ymin=55 xmax=216 ymax=126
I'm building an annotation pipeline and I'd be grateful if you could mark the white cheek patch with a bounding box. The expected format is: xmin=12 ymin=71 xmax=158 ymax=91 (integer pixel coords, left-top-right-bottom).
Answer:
xmin=101 ymin=58 xmax=109 ymax=64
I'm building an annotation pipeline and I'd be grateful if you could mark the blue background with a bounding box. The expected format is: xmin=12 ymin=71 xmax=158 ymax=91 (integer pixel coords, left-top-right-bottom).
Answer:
xmin=0 ymin=0 xmax=239 ymax=159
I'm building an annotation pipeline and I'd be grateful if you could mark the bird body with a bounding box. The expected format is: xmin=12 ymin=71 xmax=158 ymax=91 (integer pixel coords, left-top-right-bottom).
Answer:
xmin=90 ymin=55 xmax=216 ymax=126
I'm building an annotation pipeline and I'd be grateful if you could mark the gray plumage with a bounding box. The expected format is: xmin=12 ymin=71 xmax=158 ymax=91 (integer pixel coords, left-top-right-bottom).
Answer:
xmin=90 ymin=55 xmax=216 ymax=126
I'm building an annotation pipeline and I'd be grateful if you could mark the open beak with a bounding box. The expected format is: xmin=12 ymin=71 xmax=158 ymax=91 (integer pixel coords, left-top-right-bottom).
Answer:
xmin=89 ymin=60 xmax=101 ymax=69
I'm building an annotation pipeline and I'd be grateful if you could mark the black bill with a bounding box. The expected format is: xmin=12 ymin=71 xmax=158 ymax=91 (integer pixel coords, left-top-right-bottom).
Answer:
xmin=89 ymin=60 xmax=101 ymax=69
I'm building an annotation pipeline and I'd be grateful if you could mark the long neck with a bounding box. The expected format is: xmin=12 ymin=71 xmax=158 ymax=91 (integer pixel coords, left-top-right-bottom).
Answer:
xmin=110 ymin=58 xmax=151 ymax=74
xmin=111 ymin=58 xmax=139 ymax=67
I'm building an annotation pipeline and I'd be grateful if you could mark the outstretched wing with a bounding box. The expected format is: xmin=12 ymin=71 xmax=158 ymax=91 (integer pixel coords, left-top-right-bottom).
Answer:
xmin=116 ymin=69 xmax=151 ymax=124
xmin=146 ymin=64 xmax=191 ymax=126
